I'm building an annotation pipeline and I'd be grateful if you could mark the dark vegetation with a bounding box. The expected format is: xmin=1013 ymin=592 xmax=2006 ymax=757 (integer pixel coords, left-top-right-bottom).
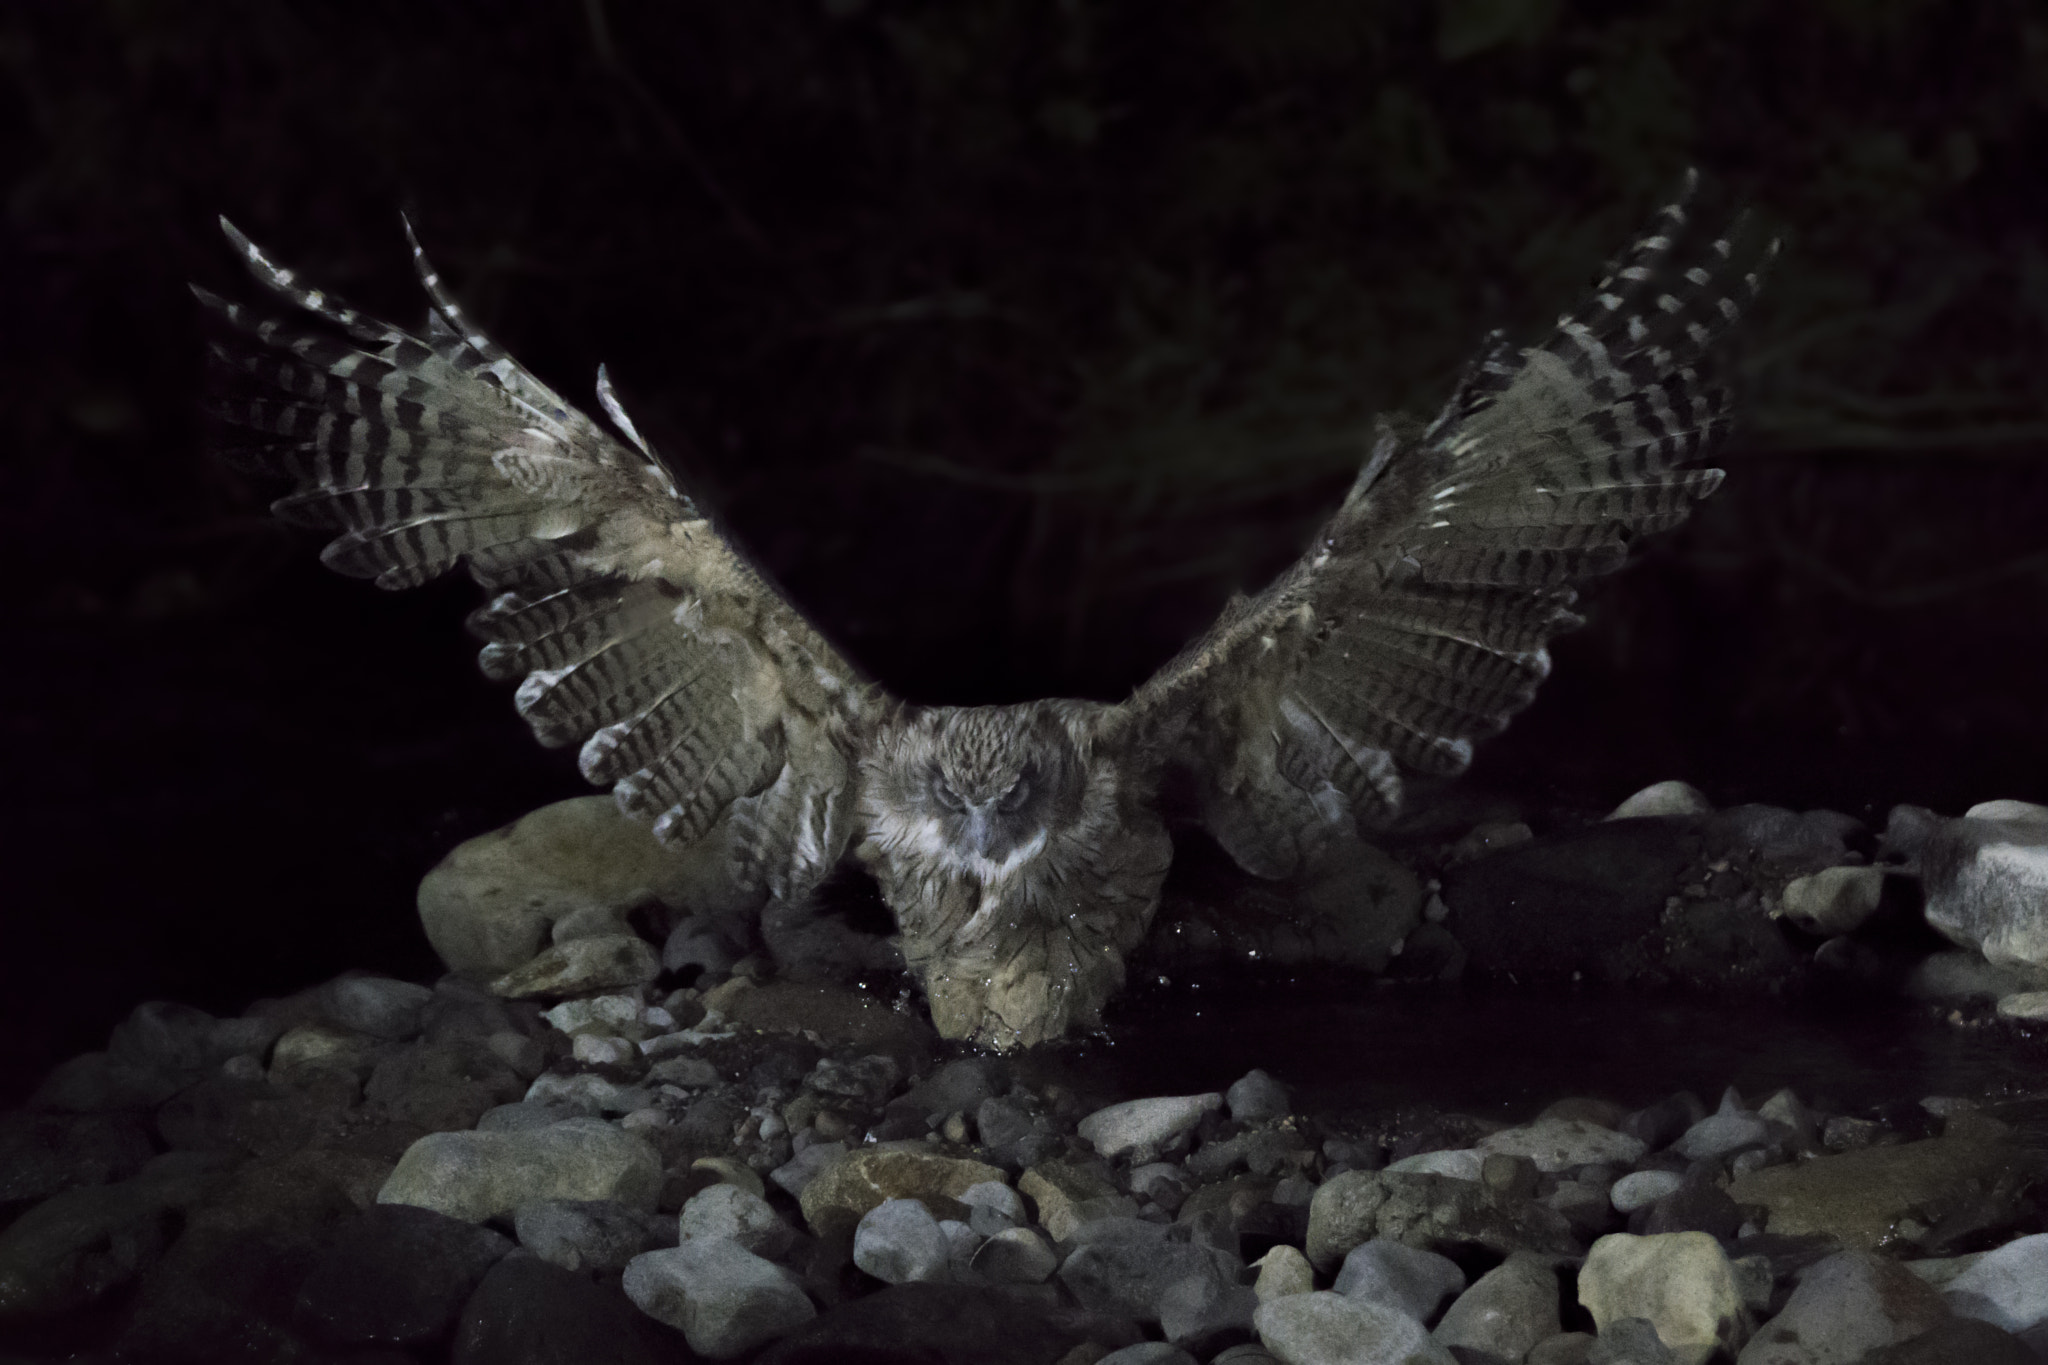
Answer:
xmin=4 ymin=0 xmax=2047 ymax=1097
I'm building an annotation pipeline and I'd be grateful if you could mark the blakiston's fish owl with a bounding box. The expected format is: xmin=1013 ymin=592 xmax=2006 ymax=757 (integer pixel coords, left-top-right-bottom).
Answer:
xmin=196 ymin=175 xmax=1773 ymax=1049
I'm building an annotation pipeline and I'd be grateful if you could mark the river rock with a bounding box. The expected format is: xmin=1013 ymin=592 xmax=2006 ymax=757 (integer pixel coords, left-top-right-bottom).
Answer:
xmin=0 ymin=1158 xmax=228 ymax=1318
xmin=1940 ymin=1232 xmax=2048 ymax=1349
xmin=1161 ymin=1263 xmax=1260 ymax=1351
xmin=489 ymin=933 xmax=662 ymax=999
xmin=1727 ymin=1130 xmax=2020 ymax=1251
xmin=754 ymin=1281 xmax=1128 ymax=1365
xmin=623 ymin=1237 xmax=816 ymax=1358
xmin=317 ymin=974 xmax=435 ymax=1041
xmin=1254 ymin=1244 xmax=1316 ymax=1301
xmin=798 ymin=1144 xmax=1006 ymax=1240
xmin=854 ymin=1197 xmax=951 ymax=1284
xmin=1229 ymin=1070 xmax=1293 ymax=1124
xmin=109 ymin=1149 xmax=393 ymax=1363
xmin=1578 ymin=1232 xmax=1747 ymax=1360
xmin=1994 ymin=990 xmax=2048 ymax=1020
xmin=0 ymin=1109 xmax=156 ymax=1203
xmin=1778 ymin=867 xmax=1888 ymax=936
xmin=1059 ymin=1239 xmax=1242 ymax=1323
xmin=365 ymin=1035 xmax=529 ymax=1132
xmin=452 ymin=1248 xmax=678 ymax=1365
xmin=1921 ymin=811 xmax=2048 ymax=971
xmin=1020 ymin=1158 xmax=1134 ymax=1242
xmin=1102 ymin=1346 xmax=1200 ymax=1365
xmin=1611 ymin=1170 xmax=1685 ymax=1215
xmin=418 ymin=794 xmax=756 ymax=978
xmin=1673 ymin=1092 xmax=1771 ymax=1161
xmin=977 ymin=1095 xmax=1059 ymax=1169
xmin=1590 ymin=1317 xmax=1677 ymax=1364
xmin=1078 ymin=1093 xmax=1224 ymax=1162
xmin=972 ymin=1225 xmax=1058 ymax=1284
xmin=681 ymin=1181 xmax=796 ymax=1258
xmin=1477 ymin=1118 xmax=1646 ymax=1173
xmin=514 ymin=1197 xmax=669 ymax=1272
xmin=1254 ymin=1290 xmax=1458 ymax=1364
xmin=1385 ymin=1149 xmax=1483 ymax=1181
xmin=1431 ymin=1252 xmax=1563 ymax=1360
xmin=1735 ymin=1249 xmax=1945 ymax=1365
xmin=1608 ymin=781 xmax=1714 ymax=820
xmin=1306 ymin=1171 xmax=1577 ymax=1270
xmin=377 ymin=1117 xmax=662 ymax=1222
xmin=294 ymin=1202 xmax=513 ymax=1346
xmin=1333 ymin=1239 xmax=1466 ymax=1322
xmin=29 ymin=1049 xmax=194 ymax=1112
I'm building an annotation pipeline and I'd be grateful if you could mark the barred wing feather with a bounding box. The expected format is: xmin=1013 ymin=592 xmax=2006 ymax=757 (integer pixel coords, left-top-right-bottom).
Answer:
xmin=197 ymin=220 xmax=874 ymax=899
xmin=1123 ymin=174 xmax=1775 ymax=872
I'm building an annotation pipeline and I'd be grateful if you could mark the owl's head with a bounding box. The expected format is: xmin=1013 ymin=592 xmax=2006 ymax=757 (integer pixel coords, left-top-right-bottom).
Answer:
xmin=863 ymin=702 xmax=1089 ymax=873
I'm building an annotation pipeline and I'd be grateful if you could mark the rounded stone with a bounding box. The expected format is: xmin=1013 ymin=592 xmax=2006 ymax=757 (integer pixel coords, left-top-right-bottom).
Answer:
xmin=377 ymin=1118 xmax=662 ymax=1223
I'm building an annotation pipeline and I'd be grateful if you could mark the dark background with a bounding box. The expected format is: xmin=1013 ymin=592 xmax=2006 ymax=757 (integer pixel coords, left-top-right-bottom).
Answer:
xmin=5 ymin=0 xmax=2047 ymax=1100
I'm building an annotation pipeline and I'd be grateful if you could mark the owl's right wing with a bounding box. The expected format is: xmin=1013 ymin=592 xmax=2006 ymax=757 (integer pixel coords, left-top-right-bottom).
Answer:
xmin=196 ymin=220 xmax=878 ymax=901
xmin=1115 ymin=176 xmax=1774 ymax=875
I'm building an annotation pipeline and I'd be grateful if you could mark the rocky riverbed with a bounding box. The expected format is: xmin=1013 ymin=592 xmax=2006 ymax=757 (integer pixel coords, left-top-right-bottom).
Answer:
xmin=4 ymin=786 xmax=2048 ymax=1363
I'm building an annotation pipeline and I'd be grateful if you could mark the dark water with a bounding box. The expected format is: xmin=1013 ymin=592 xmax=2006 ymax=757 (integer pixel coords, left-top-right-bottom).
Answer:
xmin=1074 ymin=979 xmax=2048 ymax=1124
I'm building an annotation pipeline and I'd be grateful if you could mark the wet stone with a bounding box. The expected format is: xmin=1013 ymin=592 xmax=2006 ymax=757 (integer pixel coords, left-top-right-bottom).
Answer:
xmin=624 ymin=1237 xmax=817 ymax=1358
xmin=513 ymin=1197 xmax=670 ymax=1273
xmin=1588 ymin=1317 xmax=1675 ymax=1365
xmin=1060 ymin=1239 xmax=1242 ymax=1324
xmin=1432 ymin=1252 xmax=1563 ymax=1361
xmin=1610 ymin=1170 xmax=1685 ymax=1214
xmin=294 ymin=1202 xmax=514 ymax=1347
xmin=1673 ymin=1092 xmax=1772 ymax=1161
xmin=451 ymin=1248 xmax=678 ymax=1365
xmin=1253 ymin=1244 xmax=1315 ymax=1301
xmin=1577 ymin=1232 xmax=1746 ymax=1360
xmin=971 ymin=1225 xmax=1058 ymax=1284
xmin=977 ymin=1095 xmax=1056 ymax=1168
xmin=798 ymin=1144 xmax=1006 ymax=1241
xmin=1101 ymin=1345 xmax=1199 ymax=1365
xmin=1735 ymin=1249 xmax=1945 ymax=1365
xmin=0 ymin=1109 xmax=157 ymax=1203
xmin=319 ymin=974 xmax=435 ymax=1041
xmin=1332 ymin=1238 xmax=1466 ymax=1323
xmin=1227 ymin=1070 xmax=1293 ymax=1125
xmin=489 ymin=933 xmax=662 ymax=1000
xmin=680 ymin=1180 xmax=797 ymax=1259
xmin=1477 ymin=1118 xmax=1647 ymax=1174
xmin=753 ymin=1282 xmax=1124 ymax=1365
xmin=376 ymin=1117 xmax=663 ymax=1223
xmin=1623 ymin=1094 xmax=1708 ymax=1153
xmin=1254 ymin=1290 xmax=1457 ymax=1365
xmin=854 ymin=1197 xmax=951 ymax=1284
xmin=1940 ymin=1232 xmax=2048 ymax=1350
xmin=1078 ymin=1093 xmax=1224 ymax=1163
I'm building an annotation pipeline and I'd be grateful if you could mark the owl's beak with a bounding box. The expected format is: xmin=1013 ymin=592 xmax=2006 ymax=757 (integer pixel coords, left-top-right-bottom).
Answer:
xmin=964 ymin=804 xmax=996 ymax=857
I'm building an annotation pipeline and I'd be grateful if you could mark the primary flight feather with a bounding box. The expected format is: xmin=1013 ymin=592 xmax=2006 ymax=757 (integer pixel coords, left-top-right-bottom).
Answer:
xmin=198 ymin=176 xmax=1773 ymax=1049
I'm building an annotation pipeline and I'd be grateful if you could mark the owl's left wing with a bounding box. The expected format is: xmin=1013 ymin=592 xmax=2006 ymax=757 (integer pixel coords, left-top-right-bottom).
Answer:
xmin=1115 ymin=177 xmax=1774 ymax=873
xmin=195 ymin=220 xmax=878 ymax=901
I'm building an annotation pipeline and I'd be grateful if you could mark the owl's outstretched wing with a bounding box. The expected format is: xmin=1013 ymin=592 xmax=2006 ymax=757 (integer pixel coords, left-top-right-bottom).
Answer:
xmin=196 ymin=220 xmax=875 ymax=901
xmin=1116 ymin=175 xmax=1775 ymax=875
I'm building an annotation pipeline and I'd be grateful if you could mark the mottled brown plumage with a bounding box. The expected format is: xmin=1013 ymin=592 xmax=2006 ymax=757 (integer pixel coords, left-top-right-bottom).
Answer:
xmin=198 ymin=176 xmax=1773 ymax=1049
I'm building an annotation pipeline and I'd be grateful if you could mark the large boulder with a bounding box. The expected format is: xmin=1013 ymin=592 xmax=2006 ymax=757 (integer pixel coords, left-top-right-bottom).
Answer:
xmin=418 ymin=795 xmax=759 ymax=978
xmin=1921 ymin=807 xmax=2048 ymax=974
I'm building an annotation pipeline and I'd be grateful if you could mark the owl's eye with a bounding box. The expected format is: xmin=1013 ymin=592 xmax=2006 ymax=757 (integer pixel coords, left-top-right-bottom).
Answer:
xmin=997 ymin=777 xmax=1031 ymax=813
xmin=931 ymin=777 xmax=965 ymax=812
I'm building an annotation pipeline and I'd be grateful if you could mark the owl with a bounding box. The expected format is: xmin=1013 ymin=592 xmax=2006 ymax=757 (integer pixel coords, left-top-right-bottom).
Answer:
xmin=196 ymin=174 xmax=1773 ymax=1049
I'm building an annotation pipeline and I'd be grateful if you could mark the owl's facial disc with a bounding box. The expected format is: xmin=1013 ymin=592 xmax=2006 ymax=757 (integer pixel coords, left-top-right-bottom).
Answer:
xmin=930 ymin=762 xmax=1037 ymax=860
